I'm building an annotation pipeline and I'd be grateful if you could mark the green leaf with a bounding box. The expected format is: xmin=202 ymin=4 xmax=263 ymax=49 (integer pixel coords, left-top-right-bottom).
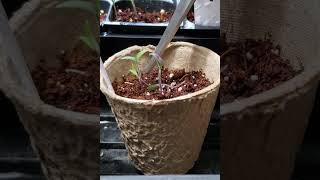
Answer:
xmin=79 ymin=21 xmax=99 ymax=53
xmin=129 ymin=69 xmax=138 ymax=77
xmin=80 ymin=35 xmax=99 ymax=53
xmin=121 ymin=56 xmax=137 ymax=62
xmin=83 ymin=20 xmax=94 ymax=36
xmin=147 ymin=84 xmax=158 ymax=92
xmin=135 ymin=49 xmax=148 ymax=62
xmin=56 ymin=0 xmax=97 ymax=15
xmin=129 ymin=63 xmax=138 ymax=77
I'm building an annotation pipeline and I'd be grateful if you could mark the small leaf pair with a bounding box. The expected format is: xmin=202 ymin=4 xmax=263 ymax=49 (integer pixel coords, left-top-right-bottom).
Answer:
xmin=121 ymin=49 xmax=148 ymax=78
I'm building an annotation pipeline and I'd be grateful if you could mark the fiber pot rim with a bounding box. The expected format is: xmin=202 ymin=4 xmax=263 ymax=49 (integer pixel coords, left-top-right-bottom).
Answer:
xmin=221 ymin=59 xmax=320 ymax=116
xmin=6 ymin=0 xmax=98 ymax=124
xmin=101 ymin=42 xmax=220 ymax=106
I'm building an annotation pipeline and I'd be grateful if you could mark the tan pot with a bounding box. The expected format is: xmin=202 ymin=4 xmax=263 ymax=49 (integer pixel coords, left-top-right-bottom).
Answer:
xmin=0 ymin=0 xmax=99 ymax=179
xmin=100 ymin=42 xmax=220 ymax=174
xmin=221 ymin=0 xmax=320 ymax=180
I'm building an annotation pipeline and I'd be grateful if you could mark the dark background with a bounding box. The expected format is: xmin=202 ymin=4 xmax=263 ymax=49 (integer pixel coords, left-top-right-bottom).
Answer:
xmin=0 ymin=0 xmax=319 ymax=179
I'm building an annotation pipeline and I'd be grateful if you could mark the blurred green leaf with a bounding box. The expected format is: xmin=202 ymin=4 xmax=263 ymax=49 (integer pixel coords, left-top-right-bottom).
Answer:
xmin=121 ymin=56 xmax=137 ymax=62
xmin=56 ymin=0 xmax=97 ymax=15
xmin=129 ymin=63 xmax=139 ymax=77
xmin=129 ymin=69 xmax=138 ymax=77
xmin=135 ymin=49 xmax=148 ymax=61
xmin=79 ymin=21 xmax=99 ymax=53
xmin=147 ymin=84 xmax=158 ymax=91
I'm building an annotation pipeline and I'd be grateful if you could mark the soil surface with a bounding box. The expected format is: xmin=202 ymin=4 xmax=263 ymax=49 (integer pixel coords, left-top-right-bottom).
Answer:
xmin=100 ymin=10 xmax=108 ymax=22
xmin=32 ymin=43 xmax=99 ymax=114
xmin=220 ymin=34 xmax=300 ymax=104
xmin=115 ymin=8 xmax=172 ymax=23
xmin=113 ymin=68 xmax=212 ymax=100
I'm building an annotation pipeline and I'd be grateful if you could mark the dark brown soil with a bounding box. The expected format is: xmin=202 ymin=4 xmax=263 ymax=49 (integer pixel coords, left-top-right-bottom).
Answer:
xmin=113 ymin=68 xmax=212 ymax=100
xmin=100 ymin=10 xmax=108 ymax=22
xmin=220 ymin=34 xmax=300 ymax=104
xmin=32 ymin=43 xmax=99 ymax=114
xmin=115 ymin=8 xmax=172 ymax=23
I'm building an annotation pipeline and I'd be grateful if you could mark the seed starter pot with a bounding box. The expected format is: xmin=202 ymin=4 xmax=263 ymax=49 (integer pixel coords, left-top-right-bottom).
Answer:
xmin=0 ymin=0 xmax=99 ymax=179
xmin=100 ymin=42 xmax=220 ymax=174
xmin=221 ymin=0 xmax=320 ymax=180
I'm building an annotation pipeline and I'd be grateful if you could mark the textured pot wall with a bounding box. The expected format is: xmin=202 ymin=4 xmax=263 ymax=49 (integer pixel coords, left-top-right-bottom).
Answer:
xmin=221 ymin=81 xmax=318 ymax=180
xmin=101 ymin=43 xmax=220 ymax=174
xmin=221 ymin=0 xmax=320 ymax=179
xmin=0 ymin=0 xmax=100 ymax=179
xmin=16 ymin=105 xmax=99 ymax=180
xmin=107 ymin=89 xmax=217 ymax=174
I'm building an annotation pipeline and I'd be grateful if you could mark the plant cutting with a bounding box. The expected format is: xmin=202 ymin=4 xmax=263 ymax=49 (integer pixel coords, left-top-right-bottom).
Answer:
xmin=119 ymin=48 xmax=166 ymax=93
xmin=120 ymin=49 xmax=148 ymax=83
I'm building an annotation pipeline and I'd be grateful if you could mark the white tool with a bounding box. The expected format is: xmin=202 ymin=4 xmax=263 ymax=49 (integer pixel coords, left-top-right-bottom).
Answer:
xmin=142 ymin=0 xmax=196 ymax=73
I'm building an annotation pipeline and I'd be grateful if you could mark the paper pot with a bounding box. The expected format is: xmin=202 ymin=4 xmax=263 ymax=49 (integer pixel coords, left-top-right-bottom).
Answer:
xmin=0 ymin=0 xmax=99 ymax=179
xmin=221 ymin=0 xmax=320 ymax=180
xmin=100 ymin=42 xmax=220 ymax=174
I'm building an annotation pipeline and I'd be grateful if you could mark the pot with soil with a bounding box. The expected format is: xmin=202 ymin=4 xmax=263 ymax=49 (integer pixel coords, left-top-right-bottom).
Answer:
xmin=221 ymin=0 xmax=320 ymax=180
xmin=100 ymin=42 xmax=220 ymax=174
xmin=0 ymin=0 xmax=99 ymax=179
xmin=102 ymin=0 xmax=186 ymax=27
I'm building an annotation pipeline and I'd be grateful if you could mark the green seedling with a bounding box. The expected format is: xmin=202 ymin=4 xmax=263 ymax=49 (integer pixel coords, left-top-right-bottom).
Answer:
xmin=122 ymin=50 xmax=165 ymax=92
xmin=121 ymin=49 xmax=148 ymax=82
xmin=155 ymin=57 xmax=163 ymax=92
